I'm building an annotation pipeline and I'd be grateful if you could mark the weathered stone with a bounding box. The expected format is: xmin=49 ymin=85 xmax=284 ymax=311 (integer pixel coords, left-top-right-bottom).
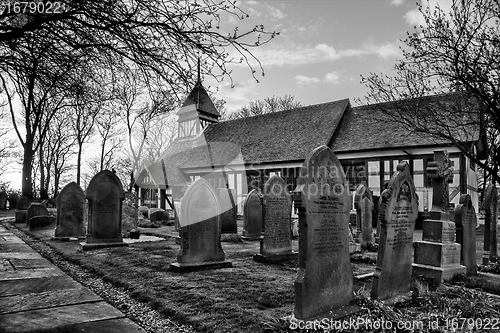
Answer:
xmin=483 ymin=184 xmax=498 ymax=264
xmin=121 ymin=192 xmax=138 ymax=236
xmin=14 ymin=211 xmax=27 ymax=224
xmin=293 ymin=145 xmax=358 ymax=320
xmin=421 ymin=219 xmax=456 ymax=243
xmin=150 ymin=210 xmax=169 ymax=223
xmin=17 ymin=196 xmax=30 ymax=210
xmin=242 ymin=189 xmax=263 ymax=240
xmin=170 ymin=178 xmax=232 ymax=272
xmin=371 ymin=162 xmax=418 ymax=301
xmin=81 ymin=170 xmax=127 ymax=251
xmin=54 ymin=182 xmax=86 ymax=239
xmin=216 ymin=188 xmax=237 ymax=234
xmin=454 ymin=194 xmax=477 ymax=274
xmin=354 ymin=184 xmax=374 ymax=249
xmin=29 ymin=216 xmax=56 ymax=230
xmin=254 ymin=176 xmax=297 ymax=263
xmin=26 ymin=204 xmax=49 ymax=227
xmin=0 ymin=192 xmax=7 ymax=210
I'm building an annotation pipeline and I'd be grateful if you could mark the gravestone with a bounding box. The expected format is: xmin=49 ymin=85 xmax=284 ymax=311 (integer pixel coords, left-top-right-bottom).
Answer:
xmin=15 ymin=196 xmax=30 ymax=223
xmin=0 ymin=191 xmax=7 ymax=210
xmin=150 ymin=210 xmax=169 ymax=223
xmin=253 ymin=176 xmax=297 ymax=263
xmin=26 ymin=204 xmax=49 ymax=227
xmin=354 ymin=184 xmax=374 ymax=249
xmin=216 ymin=188 xmax=237 ymax=233
xmin=293 ymin=145 xmax=358 ymax=320
xmin=412 ymin=151 xmax=466 ymax=283
xmin=81 ymin=170 xmax=127 ymax=251
xmin=8 ymin=193 xmax=19 ymax=210
xmin=483 ymin=184 xmax=498 ymax=264
xmin=454 ymin=194 xmax=477 ymax=275
xmin=122 ymin=192 xmax=138 ymax=237
xmin=29 ymin=215 xmax=56 ymax=230
xmin=54 ymin=182 xmax=86 ymax=239
xmin=242 ymin=189 xmax=263 ymax=240
xmin=371 ymin=162 xmax=418 ymax=301
xmin=375 ymin=188 xmax=391 ymax=244
xmin=170 ymin=178 xmax=232 ymax=272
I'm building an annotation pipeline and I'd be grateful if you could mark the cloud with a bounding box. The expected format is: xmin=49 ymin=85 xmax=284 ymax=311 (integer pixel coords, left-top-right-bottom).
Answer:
xmin=296 ymin=71 xmax=342 ymax=87
xmin=366 ymin=42 xmax=402 ymax=59
xmin=391 ymin=0 xmax=404 ymax=5
xmin=404 ymin=8 xmax=425 ymax=26
xmin=404 ymin=0 xmax=453 ymax=27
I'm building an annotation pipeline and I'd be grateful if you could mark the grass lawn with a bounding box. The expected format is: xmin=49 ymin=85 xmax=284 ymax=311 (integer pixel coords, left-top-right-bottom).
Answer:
xmin=7 ymin=218 xmax=500 ymax=333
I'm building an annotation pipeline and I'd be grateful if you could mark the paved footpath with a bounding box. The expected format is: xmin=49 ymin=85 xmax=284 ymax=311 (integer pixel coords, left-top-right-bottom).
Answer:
xmin=0 ymin=218 xmax=146 ymax=333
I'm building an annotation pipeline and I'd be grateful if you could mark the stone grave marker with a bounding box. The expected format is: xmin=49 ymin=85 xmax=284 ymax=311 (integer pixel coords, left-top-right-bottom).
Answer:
xmin=54 ymin=182 xmax=86 ymax=239
xmin=29 ymin=215 xmax=56 ymax=230
xmin=170 ymin=178 xmax=232 ymax=272
xmin=242 ymin=189 xmax=263 ymax=240
xmin=354 ymin=184 xmax=374 ymax=249
xmin=483 ymin=183 xmax=498 ymax=264
xmin=412 ymin=150 xmax=466 ymax=283
xmin=454 ymin=194 xmax=477 ymax=275
xmin=81 ymin=170 xmax=127 ymax=251
xmin=8 ymin=193 xmax=19 ymax=210
xmin=122 ymin=191 xmax=138 ymax=237
xmin=253 ymin=176 xmax=297 ymax=263
xmin=150 ymin=210 xmax=169 ymax=223
xmin=293 ymin=145 xmax=358 ymax=320
xmin=216 ymin=188 xmax=237 ymax=233
xmin=15 ymin=196 xmax=30 ymax=223
xmin=375 ymin=188 xmax=391 ymax=244
xmin=0 ymin=191 xmax=7 ymax=210
xmin=26 ymin=204 xmax=49 ymax=227
xmin=371 ymin=162 xmax=418 ymax=301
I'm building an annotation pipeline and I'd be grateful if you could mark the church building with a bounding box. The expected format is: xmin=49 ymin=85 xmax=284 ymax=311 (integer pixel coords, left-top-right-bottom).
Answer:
xmin=134 ymin=79 xmax=482 ymax=222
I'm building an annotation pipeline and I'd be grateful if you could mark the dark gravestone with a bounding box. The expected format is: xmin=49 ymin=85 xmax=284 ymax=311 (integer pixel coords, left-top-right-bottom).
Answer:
xmin=253 ymin=176 xmax=297 ymax=263
xmin=121 ymin=192 xmax=138 ymax=237
xmin=29 ymin=215 xmax=56 ymax=230
xmin=170 ymin=178 xmax=232 ymax=272
xmin=26 ymin=204 xmax=49 ymax=227
xmin=216 ymin=188 xmax=237 ymax=234
xmin=454 ymin=194 xmax=477 ymax=275
xmin=0 ymin=191 xmax=7 ymax=210
xmin=8 ymin=193 xmax=19 ymax=210
xmin=54 ymin=182 xmax=86 ymax=239
xmin=375 ymin=189 xmax=391 ymax=244
xmin=15 ymin=196 xmax=30 ymax=224
xmin=483 ymin=184 xmax=498 ymax=264
xmin=81 ymin=170 xmax=127 ymax=251
xmin=150 ymin=210 xmax=169 ymax=223
xmin=293 ymin=146 xmax=358 ymax=320
xmin=354 ymin=184 xmax=374 ymax=249
xmin=371 ymin=162 xmax=418 ymax=301
xmin=242 ymin=189 xmax=263 ymax=240
xmin=413 ymin=150 xmax=466 ymax=283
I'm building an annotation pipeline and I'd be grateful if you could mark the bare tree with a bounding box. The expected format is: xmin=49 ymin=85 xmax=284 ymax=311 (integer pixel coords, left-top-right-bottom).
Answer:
xmin=361 ymin=0 xmax=500 ymax=186
xmin=223 ymin=95 xmax=303 ymax=120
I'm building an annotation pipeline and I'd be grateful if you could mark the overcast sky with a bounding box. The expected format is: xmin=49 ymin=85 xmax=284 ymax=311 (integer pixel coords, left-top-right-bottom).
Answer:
xmin=208 ymin=0 xmax=452 ymax=114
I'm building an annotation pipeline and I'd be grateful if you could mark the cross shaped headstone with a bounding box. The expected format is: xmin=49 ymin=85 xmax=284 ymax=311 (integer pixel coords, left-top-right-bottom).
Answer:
xmin=426 ymin=150 xmax=454 ymax=219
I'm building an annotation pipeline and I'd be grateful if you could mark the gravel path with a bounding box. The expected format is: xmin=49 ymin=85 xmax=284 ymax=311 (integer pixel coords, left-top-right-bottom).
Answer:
xmin=3 ymin=221 xmax=197 ymax=333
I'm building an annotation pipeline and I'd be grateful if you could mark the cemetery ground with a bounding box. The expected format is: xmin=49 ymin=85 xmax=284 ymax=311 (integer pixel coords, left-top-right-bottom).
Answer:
xmin=3 ymin=213 xmax=500 ymax=332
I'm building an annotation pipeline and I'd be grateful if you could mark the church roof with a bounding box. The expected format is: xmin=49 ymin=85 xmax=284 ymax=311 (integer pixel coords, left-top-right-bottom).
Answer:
xmin=177 ymin=80 xmax=220 ymax=118
xmin=161 ymin=98 xmax=350 ymax=168
xmin=331 ymin=95 xmax=480 ymax=152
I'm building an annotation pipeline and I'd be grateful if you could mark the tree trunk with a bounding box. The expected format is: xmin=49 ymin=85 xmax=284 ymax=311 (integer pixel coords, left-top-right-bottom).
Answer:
xmin=76 ymin=141 xmax=83 ymax=185
xmin=21 ymin=141 xmax=34 ymax=199
xmin=39 ymin=147 xmax=48 ymax=199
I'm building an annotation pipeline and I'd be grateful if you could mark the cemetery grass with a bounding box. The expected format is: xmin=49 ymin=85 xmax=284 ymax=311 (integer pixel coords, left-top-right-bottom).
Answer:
xmin=8 ymin=222 xmax=500 ymax=333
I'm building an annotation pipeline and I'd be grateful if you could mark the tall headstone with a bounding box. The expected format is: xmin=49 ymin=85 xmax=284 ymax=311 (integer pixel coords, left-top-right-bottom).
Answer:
xmin=242 ymin=189 xmax=263 ymax=240
xmin=371 ymin=162 xmax=418 ymax=301
xmin=0 ymin=191 xmax=7 ymax=210
xmin=216 ymin=188 xmax=237 ymax=233
xmin=354 ymin=184 xmax=374 ymax=249
xmin=375 ymin=188 xmax=391 ymax=244
xmin=81 ymin=170 xmax=127 ymax=251
xmin=293 ymin=146 xmax=358 ymax=320
xmin=170 ymin=178 xmax=232 ymax=272
xmin=412 ymin=150 xmax=466 ymax=283
xmin=54 ymin=182 xmax=86 ymax=239
xmin=8 ymin=193 xmax=19 ymax=210
xmin=253 ymin=176 xmax=297 ymax=263
xmin=454 ymin=194 xmax=477 ymax=274
xmin=483 ymin=184 xmax=498 ymax=264
xmin=15 ymin=196 xmax=30 ymax=224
